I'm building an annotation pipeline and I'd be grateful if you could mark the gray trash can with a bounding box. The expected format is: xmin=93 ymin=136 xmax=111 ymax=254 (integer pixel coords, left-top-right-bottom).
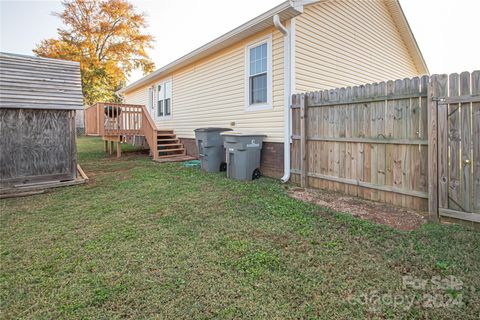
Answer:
xmin=194 ymin=127 xmax=233 ymax=172
xmin=221 ymin=132 xmax=266 ymax=181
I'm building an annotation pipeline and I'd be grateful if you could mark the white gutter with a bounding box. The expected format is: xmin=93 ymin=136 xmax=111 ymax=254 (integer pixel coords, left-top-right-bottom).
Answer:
xmin=273 ymin=14 xmax=292 ymax=183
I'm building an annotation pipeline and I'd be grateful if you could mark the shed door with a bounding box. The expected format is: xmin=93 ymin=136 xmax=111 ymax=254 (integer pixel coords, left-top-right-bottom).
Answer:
xmin=0 ymin=109 xmax=76 ymax=186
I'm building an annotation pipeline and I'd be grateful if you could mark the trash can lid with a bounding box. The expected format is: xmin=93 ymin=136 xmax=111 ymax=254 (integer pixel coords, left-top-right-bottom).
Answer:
xmin=194 ymin=127 xmax=233 ymax=132
xmin=220 ymin=131 xmax=267 ymax=137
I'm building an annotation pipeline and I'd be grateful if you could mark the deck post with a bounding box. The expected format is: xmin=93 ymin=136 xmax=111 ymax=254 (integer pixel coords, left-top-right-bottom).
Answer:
xmin=117 ymin=142 xmax=121 ymax=159
xmin=110 ymin=141 xmax=114 ymax=155
xmin=104 ymin=140 xmax=108 ymax=153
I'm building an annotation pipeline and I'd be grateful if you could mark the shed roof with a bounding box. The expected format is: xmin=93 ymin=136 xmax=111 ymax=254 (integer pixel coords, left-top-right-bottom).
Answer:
xmin=0 ymin=52 xmax=83 ymax=110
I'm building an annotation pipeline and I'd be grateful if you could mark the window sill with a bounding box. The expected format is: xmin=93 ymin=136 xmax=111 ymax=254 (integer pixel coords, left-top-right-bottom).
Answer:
xmin=245 ymin=103 xmax=272 ymax=112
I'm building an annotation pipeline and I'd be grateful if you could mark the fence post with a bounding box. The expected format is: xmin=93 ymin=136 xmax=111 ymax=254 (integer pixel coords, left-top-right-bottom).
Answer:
xmin=300 ymin=93 xmax=308 ymax=188
xmin=427 ymin=76 xmax=439 ymax=222
xmin=96 ymin=103 xmax=100 ymax=135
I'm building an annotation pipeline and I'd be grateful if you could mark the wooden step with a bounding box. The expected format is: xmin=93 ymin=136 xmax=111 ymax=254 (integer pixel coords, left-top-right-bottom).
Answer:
xmin=157 ymin=152 xmax=186 ymax=159
xmin=156 ymin=138 xmax=179 ymax=142
xmin=158 ymin=148 xmax=185 ymax=154
xmin=156 ymin=129 xmax=174 ymax=134
xmin=157 ymin=143 xmax=182 ymax=148
xmin=157 ymin=134 xmax=177 ymax=138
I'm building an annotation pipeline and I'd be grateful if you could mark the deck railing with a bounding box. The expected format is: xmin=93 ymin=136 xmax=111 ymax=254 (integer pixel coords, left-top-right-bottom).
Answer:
xmin=85 ymin=102 xmax=144 ymax=136
xmin=85 ymin=102 xmax=158 ymax=159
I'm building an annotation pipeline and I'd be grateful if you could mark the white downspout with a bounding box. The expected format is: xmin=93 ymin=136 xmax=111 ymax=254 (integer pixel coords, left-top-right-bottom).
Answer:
xmin=273 ymin=14 xmax=291 ymax=183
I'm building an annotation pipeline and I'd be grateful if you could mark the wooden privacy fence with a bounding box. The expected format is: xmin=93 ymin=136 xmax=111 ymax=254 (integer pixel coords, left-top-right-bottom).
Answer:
xmin=291 ymin=71 xmax=479 ymax=223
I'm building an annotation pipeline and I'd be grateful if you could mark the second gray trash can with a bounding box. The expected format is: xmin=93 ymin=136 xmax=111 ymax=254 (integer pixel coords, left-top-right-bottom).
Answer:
xmin=194 ymin=127 xmax=233 ymax=172
xmin=221 ymin=132 xmax=266 ymax=181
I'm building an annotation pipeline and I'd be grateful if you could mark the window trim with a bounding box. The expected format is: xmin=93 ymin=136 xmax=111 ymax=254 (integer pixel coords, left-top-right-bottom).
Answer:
xmin=244 ymin=35 xmax=272 ymax=111
xmin=148 ymin=86 xmax=154 ymax=110
xmin=155 ymin=78 xmax=173 ymax=120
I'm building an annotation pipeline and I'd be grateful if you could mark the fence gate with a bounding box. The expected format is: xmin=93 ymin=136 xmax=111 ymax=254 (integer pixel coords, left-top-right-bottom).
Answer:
xmin=431 ymin=71 xmax=480 ymax=223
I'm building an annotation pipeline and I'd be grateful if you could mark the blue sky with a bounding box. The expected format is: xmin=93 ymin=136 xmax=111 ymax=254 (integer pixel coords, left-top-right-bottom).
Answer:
xmin=1 ymin=0 xmax=479 ymax=84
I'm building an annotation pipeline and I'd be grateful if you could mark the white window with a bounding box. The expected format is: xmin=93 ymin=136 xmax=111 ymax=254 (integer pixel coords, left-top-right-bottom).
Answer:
xmin=156 ymin=80 xmax=172 ymax=119
xmin=245 ymin=36 xmax=272 ymax=111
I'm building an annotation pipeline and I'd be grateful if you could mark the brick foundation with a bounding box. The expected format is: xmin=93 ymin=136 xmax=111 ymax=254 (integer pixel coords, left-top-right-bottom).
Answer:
xmin=180 ymin=138 xmax=198 ymax=157
xmin=259 ymin=141 xmax=284 ymax=178
xmin=179 ymin=138 xmax=284 ymax=179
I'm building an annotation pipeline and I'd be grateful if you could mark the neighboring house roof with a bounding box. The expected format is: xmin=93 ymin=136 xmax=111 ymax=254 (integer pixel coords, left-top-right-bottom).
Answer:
xmin=0 ymin=52 xmax=83 ymax=110
xmin=118 ymin=0 xmax=428 ymax=95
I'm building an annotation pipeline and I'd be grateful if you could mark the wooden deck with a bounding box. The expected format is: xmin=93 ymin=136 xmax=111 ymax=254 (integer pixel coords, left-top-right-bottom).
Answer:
xmin=84 ymin=102 xmax=190 ymax=162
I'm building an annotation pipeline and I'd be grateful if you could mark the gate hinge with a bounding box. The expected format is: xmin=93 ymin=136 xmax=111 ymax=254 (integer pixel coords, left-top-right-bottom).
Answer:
xmin=432 ymin=97 xmax=448 ymax=105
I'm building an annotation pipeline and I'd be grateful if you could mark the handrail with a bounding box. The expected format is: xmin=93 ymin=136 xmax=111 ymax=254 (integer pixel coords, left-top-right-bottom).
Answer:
xmin=140 ymin=105 xmax=158 ymax=160
xmin=140 ymin=105 xmax=157 ymax=131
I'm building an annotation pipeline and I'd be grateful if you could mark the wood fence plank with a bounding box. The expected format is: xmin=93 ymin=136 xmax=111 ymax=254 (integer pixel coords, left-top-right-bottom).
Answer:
xmin=370 ymin=83 xmax=380 ymax=201
xmin=339 ymin=89 xmax=347 ymax=194
xmin=428 ymin=75 xmax=439 ymax=220
xmin=319 ymin=95 xmax=326 ymax=180
xmin=409 ymin=78 xmax=420 ymax=208
xmin=300 ymin=94 xmax=307 ymax=187
xmin=347 ymin=87 xmax=358 ymax=196
xmin=402 ymin=78 xmax=412 ymax=207
xmin=472 ymin=71 xmax=480 ymax=212
xmin=333 ymin=92 xmax=341 ymax=192
xmin=419 ymin=76 xmax=429 ymax=194
xmin=326 ymin=90 xmax=333 ymax=190
xmin=378 ymin=82 xmax=387 ymax=202
xmin=448 ymin=73 xmax=462 ymax=210
xmin=436 ymin=74 xmax=449 ymax=212
xmin=384 ymin=80 xmax=395 ymax=204
xmin=392 ymin=79 xmax=404 ymax=206
xmin=460 ymin=71 xmax=472 ymax=212
xmin=309 ymin=93 xmax=319 ymax=184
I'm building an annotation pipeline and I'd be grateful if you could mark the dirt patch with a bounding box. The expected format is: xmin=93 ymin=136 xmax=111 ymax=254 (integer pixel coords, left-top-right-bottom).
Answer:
xmin=288 ymin=187 xmax=426 ymax=231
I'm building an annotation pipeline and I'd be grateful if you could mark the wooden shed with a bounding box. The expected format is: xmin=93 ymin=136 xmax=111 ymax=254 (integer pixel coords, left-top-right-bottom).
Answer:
xmin=0 ymin=52 xmax=83 ymax=190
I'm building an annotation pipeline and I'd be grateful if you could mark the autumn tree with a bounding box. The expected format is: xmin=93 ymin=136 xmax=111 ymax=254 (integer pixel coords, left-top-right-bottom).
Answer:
xmin=34 ymin=0 xmax=155 ymax=105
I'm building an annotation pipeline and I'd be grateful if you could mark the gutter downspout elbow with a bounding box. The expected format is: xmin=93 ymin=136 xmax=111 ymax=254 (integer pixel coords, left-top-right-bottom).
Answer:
xmin=273 ymin=14 xmax=291 ymax=183
xmin=273 ymin=14 xmax=288 ymax=35
xmin=115 ymin=90 xmax=125 ymax=103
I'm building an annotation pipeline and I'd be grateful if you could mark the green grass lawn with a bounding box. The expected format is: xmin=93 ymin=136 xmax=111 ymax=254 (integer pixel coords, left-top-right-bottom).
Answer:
xmin=1 ymin=137 xmax=479 ymax=319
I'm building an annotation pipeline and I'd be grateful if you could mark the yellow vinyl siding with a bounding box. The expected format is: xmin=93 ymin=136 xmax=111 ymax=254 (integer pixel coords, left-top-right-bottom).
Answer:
xmin=125 ymin=28 xmax=285 ymax=143
xmin=124 ymin=86 xmax=148 ymax=106
xmin=295 ymin=0 xmax=420 ymax=92
xmin=124 ymin=0 xmax=424 ymax=144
